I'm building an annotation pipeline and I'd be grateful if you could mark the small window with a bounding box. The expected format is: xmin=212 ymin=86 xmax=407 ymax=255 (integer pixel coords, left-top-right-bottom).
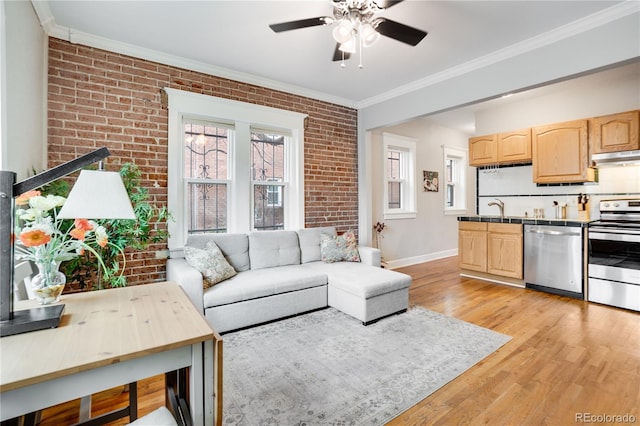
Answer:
xmin=443 ymin=146 xmax=468 ymax=214
xmin=383 ymin=133 xmax=417 ymax=219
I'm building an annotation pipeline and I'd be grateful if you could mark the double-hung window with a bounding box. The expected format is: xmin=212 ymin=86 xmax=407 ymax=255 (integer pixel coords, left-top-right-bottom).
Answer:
xmin=165 ymin=88 xmax=306 ymax=251
xmin=443 ymin=145 xmax=468 ymax=214
xmin=251 ymin=129 xmax=287 ymax=230
xmin=183 ymin=119 xmax=232 ymax=234
xmin=383 ymin=133 xmax=417 ymax=219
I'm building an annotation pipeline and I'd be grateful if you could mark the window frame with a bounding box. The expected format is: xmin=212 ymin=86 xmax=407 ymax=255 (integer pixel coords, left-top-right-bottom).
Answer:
xmin=165 ymin=88 xmax=307 ymax=251
xmin=382 ymin=132 xmax=417 ymax=220
xmin=443 ymin=145 xmax=468 ymax=215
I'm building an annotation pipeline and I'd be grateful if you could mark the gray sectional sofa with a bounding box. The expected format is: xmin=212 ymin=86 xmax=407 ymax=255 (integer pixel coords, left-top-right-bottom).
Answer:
xmin=167 ymin=226 xmax=412 ymax=333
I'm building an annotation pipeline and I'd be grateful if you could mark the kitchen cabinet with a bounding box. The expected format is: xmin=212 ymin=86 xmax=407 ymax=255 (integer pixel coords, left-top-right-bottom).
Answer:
xmin=459 ymin=222 xmax=487 ymax=272
xmin=487 ymin=223 xmax=523 ymax=279
xmin=459 ymin=222 xmax=523 ymax=279
xmin=589 ymin=110 xmax=639 ymax=155
xmin=469 ymin=129 xmax=531 ymax=166
xmin=532 ymin=119 xmax=595 ymax=184
xmin=468 ymin=135 xmax=497 ymax=166
xmin=497 ymin=128 xmax=531 ymax=163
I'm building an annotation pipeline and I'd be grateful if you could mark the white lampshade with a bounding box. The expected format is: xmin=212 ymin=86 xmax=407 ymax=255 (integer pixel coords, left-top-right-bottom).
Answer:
xmin=332 ymin=20 xmax=353 ymax=44
xmin=57 ymin=170 xmax=136 ymax=219
xmin=361 ymin=23 xmax=380 ymax=47
xmin=339 ymin=37 xmax=357 ymax=53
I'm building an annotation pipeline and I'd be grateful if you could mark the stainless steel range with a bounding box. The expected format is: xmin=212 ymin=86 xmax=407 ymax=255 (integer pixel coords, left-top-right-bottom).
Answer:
xmin=588 ymin=199 xmax=640 ymax=311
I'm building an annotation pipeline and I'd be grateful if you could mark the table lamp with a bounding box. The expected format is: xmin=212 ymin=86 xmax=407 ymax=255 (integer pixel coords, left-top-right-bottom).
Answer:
xmin=0 ymin=147 xmax=136 ymax=337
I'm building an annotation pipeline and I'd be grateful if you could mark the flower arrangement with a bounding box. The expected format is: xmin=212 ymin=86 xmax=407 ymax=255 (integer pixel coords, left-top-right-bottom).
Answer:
xmin=14 ymin=190 xmax=118 ymax=303
xmin=373 ymin=221 xmax=387 ymax=268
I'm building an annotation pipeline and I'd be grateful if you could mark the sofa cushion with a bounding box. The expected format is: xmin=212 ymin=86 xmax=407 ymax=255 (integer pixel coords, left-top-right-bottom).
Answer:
xmin=183 ymin=241 xmax=237 ymax=288
xmin=297 ymin=226 xmax=337 ymax=263
xmin=202 ymin=265 xmax=328 ymax=308
xmin=249 ymin=230 xmax=301 ymax=270
xmin=320 ymin=230 xmax=361 ymax=263
xmin=303 ymin=261 xmax=411 ymax=299
xmin=186 ymin=233 xmax=250 ymax=272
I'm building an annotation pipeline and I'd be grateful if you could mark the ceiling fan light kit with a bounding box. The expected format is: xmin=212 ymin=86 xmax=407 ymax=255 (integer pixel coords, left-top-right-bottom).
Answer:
xmin=269 ymin=0 xmax=427 ymax=69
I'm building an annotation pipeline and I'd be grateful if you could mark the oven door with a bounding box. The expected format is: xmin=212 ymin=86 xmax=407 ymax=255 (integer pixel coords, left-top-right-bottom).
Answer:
xmin=588 ymin=229 xmax=640 ymax=311
xmin=588 ymin=229 xmax=640 ymax=284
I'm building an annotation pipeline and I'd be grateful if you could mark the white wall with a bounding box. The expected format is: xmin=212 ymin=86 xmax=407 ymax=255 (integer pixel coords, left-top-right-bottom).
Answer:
xmin=474 ymin=64 xmax=640 ymax=135
xmin=369 ymin=120 xmax=472 ymax=267
xmin=1 ymin=1 xmax=46 ymax=180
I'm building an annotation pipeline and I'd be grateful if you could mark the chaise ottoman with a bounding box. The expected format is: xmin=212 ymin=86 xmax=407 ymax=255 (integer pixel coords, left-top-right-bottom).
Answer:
xmin=302 ymin=261 xmax=412 ymax=324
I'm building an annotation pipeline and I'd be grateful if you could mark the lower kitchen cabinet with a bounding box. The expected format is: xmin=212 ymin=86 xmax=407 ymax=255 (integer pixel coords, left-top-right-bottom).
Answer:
xmin=458 ymin=222 xmax=523 ymax=279
xmin=487 ymin=223 xmax=523 ymax=279
xmin=459 ymin=222 xmax=488 ymax=272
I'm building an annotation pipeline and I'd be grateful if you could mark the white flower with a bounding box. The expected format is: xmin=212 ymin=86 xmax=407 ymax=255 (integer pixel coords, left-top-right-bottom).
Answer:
xmin=29 ymin=195 xmax=66 ymax=212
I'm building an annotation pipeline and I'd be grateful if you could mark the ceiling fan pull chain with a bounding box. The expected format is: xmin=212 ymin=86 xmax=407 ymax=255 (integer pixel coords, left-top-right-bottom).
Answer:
xmin=358 ymin=33 xmax=363 ymax=69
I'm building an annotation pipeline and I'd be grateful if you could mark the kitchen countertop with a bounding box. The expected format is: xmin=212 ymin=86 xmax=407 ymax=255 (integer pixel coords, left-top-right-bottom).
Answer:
xmin=457 ymin=215 xmax=592 ymax=228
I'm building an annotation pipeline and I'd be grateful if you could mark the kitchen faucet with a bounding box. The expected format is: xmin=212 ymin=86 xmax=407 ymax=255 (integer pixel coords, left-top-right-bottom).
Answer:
xmin=488 ymin=198 xmax=505 ymax=217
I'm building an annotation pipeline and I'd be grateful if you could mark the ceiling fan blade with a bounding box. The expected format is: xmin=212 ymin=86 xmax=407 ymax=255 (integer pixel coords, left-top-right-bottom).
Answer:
xmin=375 ymin=18 xmax=427 ymax=46
xmin=269 ymin=17 xmax=331 ymax=33
xmin=373 ymin=0 xmax=405 ymax=9
xmin=332 ymin=43 xmax=351 ymax=62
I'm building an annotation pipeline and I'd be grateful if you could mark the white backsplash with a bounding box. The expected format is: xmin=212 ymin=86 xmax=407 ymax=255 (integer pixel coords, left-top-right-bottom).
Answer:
xmin=477 ymin=164 xmax=640 ymax=220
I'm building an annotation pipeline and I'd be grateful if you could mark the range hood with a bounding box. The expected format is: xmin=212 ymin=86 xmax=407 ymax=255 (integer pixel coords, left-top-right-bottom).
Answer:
xmin=592 ymin=150 xmax=640 ymax=166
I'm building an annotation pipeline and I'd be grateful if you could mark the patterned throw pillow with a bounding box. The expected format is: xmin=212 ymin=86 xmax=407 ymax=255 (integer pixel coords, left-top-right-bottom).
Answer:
xmin=184 ymin=240 xmax=237 ymax=289
xmin=320 ymin=230 xmax=361 ymax=263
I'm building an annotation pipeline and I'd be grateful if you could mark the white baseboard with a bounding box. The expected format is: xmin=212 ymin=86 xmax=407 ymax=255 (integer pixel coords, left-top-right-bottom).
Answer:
xmin=384 ymin=249 xmax=458 ymax=270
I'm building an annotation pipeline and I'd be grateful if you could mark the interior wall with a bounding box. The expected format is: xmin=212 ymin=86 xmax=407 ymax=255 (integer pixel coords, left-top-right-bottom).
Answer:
xmin=474 ymin=64 xmax=640 ymax=135
xmin=357 ymin=6 xmax=639 ymax=245
xmin=370 ymin=120 xmax=472 ymax=267
xmin=2 ymin=1 xmax=46 ymax=179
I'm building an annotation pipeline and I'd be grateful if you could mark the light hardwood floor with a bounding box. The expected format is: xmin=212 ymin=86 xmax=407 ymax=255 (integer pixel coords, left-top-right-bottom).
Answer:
xmin=37 ymin=256 xmax=639 ymax=425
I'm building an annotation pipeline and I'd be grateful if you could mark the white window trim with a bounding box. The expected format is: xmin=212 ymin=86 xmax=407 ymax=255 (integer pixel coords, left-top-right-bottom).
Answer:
xmin=383 ymin=132 xmax=417 ymax=220
xmin=443 ymin=145 xmax=468 ymax=215
xmin=165 ymin=88 xmax=307 ymax=251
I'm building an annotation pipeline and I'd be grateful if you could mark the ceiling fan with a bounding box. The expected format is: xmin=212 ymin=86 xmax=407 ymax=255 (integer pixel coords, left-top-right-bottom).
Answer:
xmin=269 ymin=0 xmax=428 ymax=68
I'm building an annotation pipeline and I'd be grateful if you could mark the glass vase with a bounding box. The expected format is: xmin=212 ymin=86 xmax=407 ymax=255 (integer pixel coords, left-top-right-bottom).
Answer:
xmin=31 ymin=260 xmax=66 ymax=305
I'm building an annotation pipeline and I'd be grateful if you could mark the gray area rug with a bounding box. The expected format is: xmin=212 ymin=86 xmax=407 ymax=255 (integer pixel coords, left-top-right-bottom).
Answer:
xmin=222 ymin=307 xmax=511 ymax=425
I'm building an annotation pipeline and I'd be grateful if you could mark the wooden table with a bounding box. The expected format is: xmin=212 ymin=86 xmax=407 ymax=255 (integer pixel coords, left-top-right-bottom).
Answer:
xmin=0 ymin=281 xmax=222 ymax=426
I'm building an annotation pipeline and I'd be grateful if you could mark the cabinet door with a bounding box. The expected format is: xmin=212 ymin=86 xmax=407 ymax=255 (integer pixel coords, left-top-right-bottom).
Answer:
xmin=532 ymin=120 xmax=590 ymax=183
xmin=458 ymin=222 xmax=487 ymax=272
xmin=498 ymin=128 xmax=531 ymax=163
xmin=469 ymin=134 xmax=497 ymax=166
xmin=487 ymin=224 xmax=523 ymax=279
xmin=589 ymin=110 xmax=639 ymax=154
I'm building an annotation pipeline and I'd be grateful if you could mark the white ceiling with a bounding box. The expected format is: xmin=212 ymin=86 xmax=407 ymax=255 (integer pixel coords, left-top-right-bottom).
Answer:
xmin=39 ymin=0 xmax=631 ymax=111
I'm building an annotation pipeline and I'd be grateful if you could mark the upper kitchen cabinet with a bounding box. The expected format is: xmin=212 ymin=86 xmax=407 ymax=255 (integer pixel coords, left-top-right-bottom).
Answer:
xmin=497 ymin=128 xmax=532 ymax=164
xmin=589 ymin=110 xmax=639 ymax=154
xmin=469 ymin=134 xmax=497 ymax=166
xmin=532 ymin=119 xmax=595 ymax=184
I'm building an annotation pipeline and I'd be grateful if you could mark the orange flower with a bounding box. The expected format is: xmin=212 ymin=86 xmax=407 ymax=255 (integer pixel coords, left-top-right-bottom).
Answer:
xmin=15 ymin=190 xmax=41 ymax=206
xmin=19 ymin=229 xmax=51 ymax=247
xmin=74 ymin=218 xmax=93 ymax=231
xmin=70 ymin=228 xmax=86 ymax=241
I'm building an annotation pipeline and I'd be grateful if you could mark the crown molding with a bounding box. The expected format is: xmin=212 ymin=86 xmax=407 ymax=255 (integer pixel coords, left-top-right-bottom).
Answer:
xmin=356 ymin=0 xmax=640 ymax=108
xmin=32 ymin=0 xmax=638 ymax=111
xmin=30 ymin=1 xmax=358 ymax=109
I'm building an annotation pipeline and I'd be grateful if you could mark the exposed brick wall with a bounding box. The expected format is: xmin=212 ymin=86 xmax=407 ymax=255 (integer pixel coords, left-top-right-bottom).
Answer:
xmin=47 ymin=38 xmax=358 ymax=286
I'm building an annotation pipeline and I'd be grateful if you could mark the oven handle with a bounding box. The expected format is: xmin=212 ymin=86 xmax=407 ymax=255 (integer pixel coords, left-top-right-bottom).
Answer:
xmin=589 ymin=231 xmax=640 ymax=243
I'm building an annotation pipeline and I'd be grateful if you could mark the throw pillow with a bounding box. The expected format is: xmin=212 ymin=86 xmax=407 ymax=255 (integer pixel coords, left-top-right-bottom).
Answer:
xmin=320 ymin=230 xmax=361 ymax=263
xmin=184 ymin=241 xmax=237 ymax=289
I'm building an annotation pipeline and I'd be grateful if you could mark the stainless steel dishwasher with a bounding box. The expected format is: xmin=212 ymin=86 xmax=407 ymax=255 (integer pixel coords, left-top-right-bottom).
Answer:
xmin=524 ymin=224 xmax=583 ymax=298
